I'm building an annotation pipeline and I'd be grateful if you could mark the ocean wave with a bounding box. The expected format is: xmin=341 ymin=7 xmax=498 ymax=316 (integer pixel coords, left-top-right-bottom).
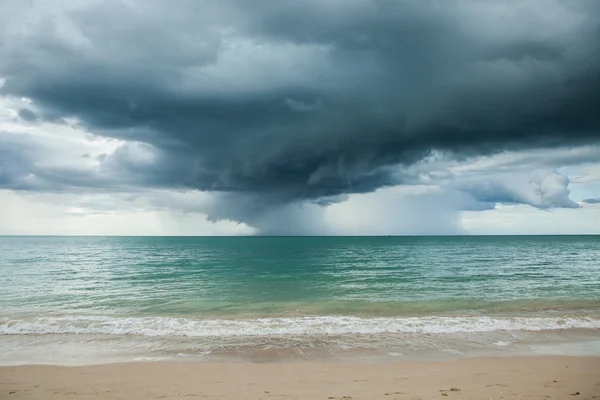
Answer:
xmin=1 ymin=315 xmax=599 ymax=337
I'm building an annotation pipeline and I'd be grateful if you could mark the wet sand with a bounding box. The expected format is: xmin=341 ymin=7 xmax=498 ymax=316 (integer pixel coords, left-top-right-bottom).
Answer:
xmin=1 ymin=356 xmax=599 ymax=399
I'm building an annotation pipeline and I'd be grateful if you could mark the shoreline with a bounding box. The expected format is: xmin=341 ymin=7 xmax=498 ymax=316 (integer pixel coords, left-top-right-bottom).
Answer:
xmin=2 ymin=356 xmax=599 ymax=399
xmin=3 ymin=327 xmax=600 ymax=367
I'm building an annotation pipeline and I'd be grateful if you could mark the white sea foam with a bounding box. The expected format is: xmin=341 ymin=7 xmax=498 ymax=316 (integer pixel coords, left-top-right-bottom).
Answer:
xmin=1 ymin=315 xmax=599 ymax=337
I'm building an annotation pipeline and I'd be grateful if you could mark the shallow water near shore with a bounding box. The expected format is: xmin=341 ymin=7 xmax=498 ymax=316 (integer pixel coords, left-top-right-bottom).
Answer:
xmin=1 ymin=235 xmax=599 ymax=365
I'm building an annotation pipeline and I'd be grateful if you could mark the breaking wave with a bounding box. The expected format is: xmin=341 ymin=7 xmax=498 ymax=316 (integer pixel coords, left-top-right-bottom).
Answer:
xmin=1 ymin=315 xmax=599 ymax=337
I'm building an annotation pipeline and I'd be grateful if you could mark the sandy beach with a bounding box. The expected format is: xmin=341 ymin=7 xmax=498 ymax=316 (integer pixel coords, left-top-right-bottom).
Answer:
xmin=1 ymin=356 xmax=598 ymax=400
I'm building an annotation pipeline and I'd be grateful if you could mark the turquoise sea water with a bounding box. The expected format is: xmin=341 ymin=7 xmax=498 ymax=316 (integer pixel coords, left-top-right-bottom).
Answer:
xmin=1 ymin=236 xmax=599 ymax=364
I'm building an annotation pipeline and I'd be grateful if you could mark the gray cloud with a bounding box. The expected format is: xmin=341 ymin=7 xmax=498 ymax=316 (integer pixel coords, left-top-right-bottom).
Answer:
xmin=453 ymin=171 xmax=579 ymax=210
xmin=582 ymin=198 xmax=600 ymax=204
xmin=1 ymin=0 xmax=599 ymax=230
xmin=18 ymin=108 xmax=37 ymax=122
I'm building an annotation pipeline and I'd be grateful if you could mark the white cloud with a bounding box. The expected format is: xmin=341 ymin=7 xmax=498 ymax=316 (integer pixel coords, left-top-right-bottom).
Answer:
xmin=0 ymin=191 xmax=254 ymax=236
xmin=462 ymin=204 xmax=600 ymax=235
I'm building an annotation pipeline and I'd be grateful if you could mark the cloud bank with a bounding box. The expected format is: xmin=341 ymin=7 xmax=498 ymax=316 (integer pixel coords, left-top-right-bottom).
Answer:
xmin=1 ymin=0 xmax=599 ymax=233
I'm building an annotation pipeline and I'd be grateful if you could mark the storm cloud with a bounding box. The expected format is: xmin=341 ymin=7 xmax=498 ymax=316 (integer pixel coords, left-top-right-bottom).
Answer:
xmin=1 ymin=0 xmax=599 ymax=231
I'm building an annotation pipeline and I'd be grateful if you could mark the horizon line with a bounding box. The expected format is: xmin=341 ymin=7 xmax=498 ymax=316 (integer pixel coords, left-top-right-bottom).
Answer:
xmin=0 ymin=234 xmax=598 ymax=238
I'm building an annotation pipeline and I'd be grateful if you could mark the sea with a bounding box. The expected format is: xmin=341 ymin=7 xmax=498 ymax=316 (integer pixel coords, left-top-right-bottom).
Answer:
xmin=1 ymin=235 xmax=599 ymax=366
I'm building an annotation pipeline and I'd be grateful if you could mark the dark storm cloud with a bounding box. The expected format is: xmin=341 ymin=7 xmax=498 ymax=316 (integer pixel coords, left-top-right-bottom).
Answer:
xmin=1 ymin=0 xmax=599 ymax=209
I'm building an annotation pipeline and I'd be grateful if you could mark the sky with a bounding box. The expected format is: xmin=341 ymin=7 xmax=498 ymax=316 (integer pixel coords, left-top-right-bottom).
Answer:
xmin=0 ymin=0 xmax=599 ymax=236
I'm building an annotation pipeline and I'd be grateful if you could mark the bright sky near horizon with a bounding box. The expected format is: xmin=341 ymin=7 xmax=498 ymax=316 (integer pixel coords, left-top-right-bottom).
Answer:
xmin=0 ymin=0 xmax=599 ymax=235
